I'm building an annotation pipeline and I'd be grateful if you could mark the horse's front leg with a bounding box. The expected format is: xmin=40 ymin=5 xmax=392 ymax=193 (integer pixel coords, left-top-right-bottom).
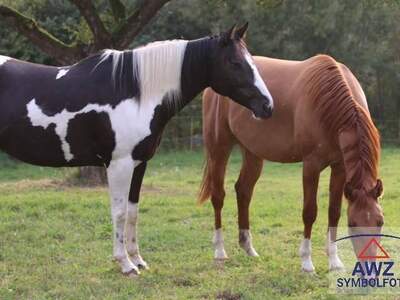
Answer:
xmin=107 ymin=157 xmax=139 ymax=276
xmin=125 ymin=162 xmax=149 ymax=269
xmin=299 ymin=159 xmax=321 ymax=272
xmin=326 ymin=163 xmax=345 ymax=271
xmin=235 ymin=149 xmax=263 ymax=257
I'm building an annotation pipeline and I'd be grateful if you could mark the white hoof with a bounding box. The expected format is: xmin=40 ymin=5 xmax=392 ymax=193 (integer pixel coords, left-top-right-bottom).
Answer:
xmin=131 ymin=254 xmax=149 ymax=270
xmin=329 ymin=256 xmax=345 ymax=271
xmin=239 ymin=229 xmax=258 ymax=257
xmin=245 ymin=247 xmax=259 ymax=257
xmin=115 ymin=256 xmax=140 ymax=275
xmin=214 ymin=248 xmax=228 ymax=260
xmin=301 ymin=260 xmax=315 ymax=273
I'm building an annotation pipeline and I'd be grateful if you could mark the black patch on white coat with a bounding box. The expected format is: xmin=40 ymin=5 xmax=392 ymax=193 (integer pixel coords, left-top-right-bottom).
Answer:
xmin=0 ymin=50 xmax=139 ymax=166
xmin=128 ymin=162 xmax=147 ymax=203
xmin=0 ymin=118 xmax=66 ymax=165
xmin=66 ymin=111 xmax=116 ymax=167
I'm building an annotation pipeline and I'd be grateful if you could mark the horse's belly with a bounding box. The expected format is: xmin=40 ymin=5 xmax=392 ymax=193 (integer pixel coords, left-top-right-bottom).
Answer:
xmin=0 ymin=111 xmax=115 ymax=167
xmin=252 ymin=137 xmax=301 ymax=163
xmin=0 ymin=120 xmax=71 ymax=167
xmin=230 ymin=115 xmax=301 ymax=163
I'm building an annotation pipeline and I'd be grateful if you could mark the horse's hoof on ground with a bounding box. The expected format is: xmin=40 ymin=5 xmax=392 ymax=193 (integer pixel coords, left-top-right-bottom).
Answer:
xmin=123 ymin=268 xmax=140 ymax=278
xmin=302 ymin=267 xmax=315 ymax=273
xmin=246 ymin=247 xmax=259 ymax=257
xmin=131 ymin=255 xmax=149 ymax=270
xmin=214 ymin=249 xmax=228 ymax=260
xmin=301 ymin=262 xmax=315 ymax=273
xmin=329 ymin=261 xmax=345 ymax=272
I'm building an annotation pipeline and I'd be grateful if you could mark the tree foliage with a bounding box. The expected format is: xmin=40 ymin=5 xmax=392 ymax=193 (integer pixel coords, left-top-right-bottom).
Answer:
xmin=0 ymin=0 xmax=398 ymax=144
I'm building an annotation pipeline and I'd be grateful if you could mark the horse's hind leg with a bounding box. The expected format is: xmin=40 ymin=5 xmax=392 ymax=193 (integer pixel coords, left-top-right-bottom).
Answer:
xmin=326 ymin=162 xmax=345 ymax=271
xmin=299 ymin=159 xmax=321 ymax=272
xmin=235 ymin=147 xmax=263 ymax=257
xmin=126 ymin=162 xmax=148 ymax=270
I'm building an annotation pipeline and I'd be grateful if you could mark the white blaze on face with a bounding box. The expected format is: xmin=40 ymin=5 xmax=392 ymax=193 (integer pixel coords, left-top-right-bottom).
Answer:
xmin=56 ymin=68 xmax=69 ymax=79
xmin=0 ymin=55 xmax=11 ymax=66
xmin=244 ymin=52 xmax=274 ymax=109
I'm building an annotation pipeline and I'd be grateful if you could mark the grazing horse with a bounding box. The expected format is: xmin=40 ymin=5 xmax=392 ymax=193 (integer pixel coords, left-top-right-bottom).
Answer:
xmin=199 ymin=54 xmax=384 ymax=272
xmin=0 ymin=24 xmax=274 ymax=277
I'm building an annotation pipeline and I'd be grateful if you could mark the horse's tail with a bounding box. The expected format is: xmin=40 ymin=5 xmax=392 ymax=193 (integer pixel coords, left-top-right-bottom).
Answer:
xmin=198 ymin=153 xmax=212 ymax=204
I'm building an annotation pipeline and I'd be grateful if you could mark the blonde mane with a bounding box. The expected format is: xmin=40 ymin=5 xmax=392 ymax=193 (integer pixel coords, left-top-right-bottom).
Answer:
xmin=98 ymin=40 xmax=188 ymax=105
xmin=134 ymin=40 xmax=188 ymax=103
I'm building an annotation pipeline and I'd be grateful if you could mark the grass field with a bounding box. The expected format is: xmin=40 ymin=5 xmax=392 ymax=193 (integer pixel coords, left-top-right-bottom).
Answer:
xmin=0 ymin=147 xmax=399 ymax=299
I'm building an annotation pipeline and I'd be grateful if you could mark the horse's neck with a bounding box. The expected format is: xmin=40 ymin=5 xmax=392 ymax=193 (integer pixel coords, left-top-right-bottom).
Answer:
xmin=145 ymin=38 xmax=213 ymax=134
xmin=178 ymin=38 xmax=213 ymax=109
xmin=339 ymin=127 xmax=376 ymax=190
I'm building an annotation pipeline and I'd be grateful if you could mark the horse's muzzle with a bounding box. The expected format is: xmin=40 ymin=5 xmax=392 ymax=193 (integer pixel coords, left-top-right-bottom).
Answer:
xmin=253 ymin=102 xmax=273 ymax=119
xmin=263 ymin=103 xmax=273 ymax=118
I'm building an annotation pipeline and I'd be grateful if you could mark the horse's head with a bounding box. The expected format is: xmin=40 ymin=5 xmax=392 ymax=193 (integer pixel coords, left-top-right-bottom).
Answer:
xmin=209 ymin=23 xmax=273 ymax=119
xmin=345 ymin=179 xmax=384 ymax=229
xmin=345 ymin=179 xmax=384 ymax=259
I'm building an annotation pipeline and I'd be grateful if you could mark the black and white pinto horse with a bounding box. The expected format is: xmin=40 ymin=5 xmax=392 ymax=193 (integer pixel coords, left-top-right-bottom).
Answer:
xmin=0 ymin=24 xmax=274 ymax=276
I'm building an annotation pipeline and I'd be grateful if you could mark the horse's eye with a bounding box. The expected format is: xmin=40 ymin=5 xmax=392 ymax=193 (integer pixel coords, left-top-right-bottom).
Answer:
xmin=229 ymin=60 xmax=241 ymax=67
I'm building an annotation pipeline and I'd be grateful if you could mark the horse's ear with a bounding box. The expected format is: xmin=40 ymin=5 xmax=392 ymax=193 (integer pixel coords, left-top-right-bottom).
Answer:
xmin=228 ymin=24 xmax=237 ymax=40
xmin=221 ymin=24 xmax=237 ymax=46
xmin=235 ymin=22 xmax=249 ymax=40
xmin=374 ymin=179 xmax=384 ymax=199
xmin=344 ymin=182 xmax=353 ymax=200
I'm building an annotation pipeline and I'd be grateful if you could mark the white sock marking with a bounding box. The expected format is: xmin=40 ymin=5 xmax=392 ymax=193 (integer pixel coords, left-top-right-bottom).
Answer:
xmin=299 ymin=238 xmax=315 ymax=272
xmin=326 ymin=231 xmax=345 ymax=271
xmin=239 ymin=229 xmax=259 ymax=257
xmin=213 ymin=228 xmax=228 ymax=260
xmin=126 ymin=202 xmax=148 ymax=269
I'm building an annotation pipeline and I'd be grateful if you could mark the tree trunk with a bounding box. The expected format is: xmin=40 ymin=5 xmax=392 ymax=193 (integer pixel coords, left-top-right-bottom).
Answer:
xmin=78 ymin=166 xmax=107 ymax=186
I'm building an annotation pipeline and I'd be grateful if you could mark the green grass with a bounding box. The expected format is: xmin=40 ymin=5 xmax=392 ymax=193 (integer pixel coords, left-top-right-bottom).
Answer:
xmin=0 ymin=148 xmax=399 ymax=299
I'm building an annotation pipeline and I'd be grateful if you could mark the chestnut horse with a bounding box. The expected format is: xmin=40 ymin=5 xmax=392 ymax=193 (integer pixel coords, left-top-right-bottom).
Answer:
xmin=199 ymin=54 xmax=384 ymax=272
